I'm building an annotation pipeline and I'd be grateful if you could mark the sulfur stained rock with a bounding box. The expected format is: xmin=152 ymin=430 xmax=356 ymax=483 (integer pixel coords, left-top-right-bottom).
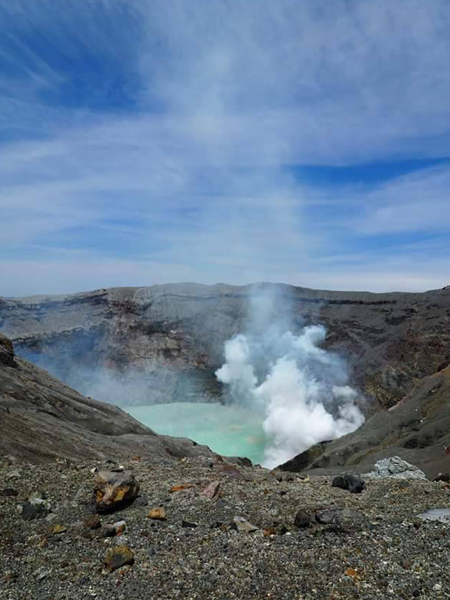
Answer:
xmin=104 ymin=546 xmax=134 ymax=572
xmin=93 ymin=470 xmax=140 ymax=514
xmin=52 ymin=524 xmax=67 ymax=535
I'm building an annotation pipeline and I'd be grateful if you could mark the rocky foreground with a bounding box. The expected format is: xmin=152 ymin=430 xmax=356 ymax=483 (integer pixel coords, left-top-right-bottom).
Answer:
xmin=1 ymin=455 xmax=450 ymax=600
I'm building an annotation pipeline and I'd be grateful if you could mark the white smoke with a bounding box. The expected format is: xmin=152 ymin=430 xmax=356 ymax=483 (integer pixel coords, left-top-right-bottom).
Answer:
xmin=216 ymin=295 xmax=365 ymax=468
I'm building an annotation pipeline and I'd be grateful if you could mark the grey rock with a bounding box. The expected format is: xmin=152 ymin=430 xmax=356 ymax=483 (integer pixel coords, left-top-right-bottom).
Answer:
xmin=21 ymin=496 xmax=49 ymax=521
xmin=0 ymin=488 xmax=18 ymax=497
xmin=332 ymin=474 xmax=366 ymax=493
xmin=231 ymin=516 xmax=259 ymax=533
xmin=271 ymin=469 xmax=295 ymax=482
xmin=131 ymin=495 xmax=149 ymax=508
xmin=103 ymin=520 xmax=126 ymax=536
xmin=181 ymin=519 xmax=198 ymax=528
xmin=365 ymin=457 xmax=426 ymax=480
xmin=294 ymin=510 xmax=310 ymax=528
xmin=34 ymin=568 xmax=50 ymax=581
xmin=418 ymin=509 xmax=450 ymax=523
xmin=315 ymin=508 xmax=365 ymax=527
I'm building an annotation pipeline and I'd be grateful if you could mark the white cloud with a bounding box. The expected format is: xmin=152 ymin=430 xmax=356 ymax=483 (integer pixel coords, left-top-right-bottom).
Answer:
xmin=1 ymin=1 xmax=450 ymax=296
xmin=353 ymin=165 xmax=450 ymax=234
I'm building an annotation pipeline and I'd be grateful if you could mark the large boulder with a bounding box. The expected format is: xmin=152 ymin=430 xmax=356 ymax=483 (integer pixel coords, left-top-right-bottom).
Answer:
xmin=93 ymin=470 xmax=140 ymax=513
xmin=365 ymin=457 xmax=427 ymax=480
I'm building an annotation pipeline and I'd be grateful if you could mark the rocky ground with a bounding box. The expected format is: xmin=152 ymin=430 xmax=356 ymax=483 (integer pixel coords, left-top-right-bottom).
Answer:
xmin=1 ymin=455 xmax=450 ymax=600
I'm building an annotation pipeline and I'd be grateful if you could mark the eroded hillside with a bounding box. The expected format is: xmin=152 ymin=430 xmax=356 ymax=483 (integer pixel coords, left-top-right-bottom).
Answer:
xmin=2 ymin=283 xmax=450 ymax=410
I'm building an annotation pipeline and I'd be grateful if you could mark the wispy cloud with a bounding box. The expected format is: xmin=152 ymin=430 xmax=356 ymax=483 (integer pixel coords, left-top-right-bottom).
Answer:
xmin=1 ymin=1 xmax=450 ymax=295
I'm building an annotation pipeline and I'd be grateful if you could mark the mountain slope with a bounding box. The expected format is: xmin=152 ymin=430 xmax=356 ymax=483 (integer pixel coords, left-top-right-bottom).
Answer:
xmin=0 ymin=333 xmax=214 ymax=463
xmin=279 ymin=365 xmax=450 ymax=479
xmin=2 ymin=283 xmax=450 ymax=410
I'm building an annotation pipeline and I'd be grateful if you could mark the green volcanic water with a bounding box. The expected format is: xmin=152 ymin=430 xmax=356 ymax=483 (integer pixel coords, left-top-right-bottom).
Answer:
xmin=126 ymin=402 xmax=267 ymax=465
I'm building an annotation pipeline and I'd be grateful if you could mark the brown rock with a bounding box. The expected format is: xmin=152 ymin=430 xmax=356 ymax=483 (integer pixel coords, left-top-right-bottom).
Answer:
xmin=147 ymin=507 xmax=166 ymax=521
xmin=104 ymin=546 xmax=134 ymax=572
xmin=83 ymin=514 xmax=101 ymax=530
xmin=218 ymin=464 xmax=244 ymax=479
xmin=170 ymin=483 xmax=196 ymax=493
xmin=0 ymin=334 xmax=16 ymax=368
xmin=93 ymin=470 xmax=140 ymax=514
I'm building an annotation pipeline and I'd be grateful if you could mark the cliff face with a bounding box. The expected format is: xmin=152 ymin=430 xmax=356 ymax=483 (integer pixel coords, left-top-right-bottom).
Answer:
xmin=1 ymin=283 xmax=450 ymax=409
xmin=0 ymin=332 xmax=17 ymax=368
xmin=0 ymin=334 xmax=215 ymax=463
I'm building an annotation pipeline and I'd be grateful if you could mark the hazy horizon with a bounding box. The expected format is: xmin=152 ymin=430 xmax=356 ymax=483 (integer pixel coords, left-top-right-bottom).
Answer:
xmin=5 ymin=278 xmax=450 ymax=300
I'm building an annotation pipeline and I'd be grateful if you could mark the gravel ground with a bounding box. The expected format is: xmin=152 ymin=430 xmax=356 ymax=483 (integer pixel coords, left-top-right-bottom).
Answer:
xmin=1 ymin=455 xmax=449 ymax=600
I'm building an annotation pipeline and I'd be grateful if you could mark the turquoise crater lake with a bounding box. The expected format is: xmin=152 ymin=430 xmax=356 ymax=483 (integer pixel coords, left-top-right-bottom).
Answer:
xmin=126 ymin=402 xmax=267 ymax=465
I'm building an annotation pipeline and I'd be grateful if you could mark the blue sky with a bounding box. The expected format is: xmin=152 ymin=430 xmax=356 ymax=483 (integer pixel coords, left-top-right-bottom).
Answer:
xmin=1 ymin=0 xmax=450 ymax=295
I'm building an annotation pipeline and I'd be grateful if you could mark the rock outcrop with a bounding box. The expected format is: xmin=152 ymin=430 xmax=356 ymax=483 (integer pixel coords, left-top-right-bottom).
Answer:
xmin=2 ymin=283 xmax=450 ymax=410
xmin=0 ymin=334 xmax=216 ymax=464
xmin=365 ymin=457 xmax=427 ymax=480
xmin=0 ymin=332 xmax=17 ymax=368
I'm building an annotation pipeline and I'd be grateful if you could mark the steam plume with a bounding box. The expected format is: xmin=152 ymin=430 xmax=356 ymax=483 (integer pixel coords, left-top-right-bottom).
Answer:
xmin=216 ymin=291 xmax=364 ymax=467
